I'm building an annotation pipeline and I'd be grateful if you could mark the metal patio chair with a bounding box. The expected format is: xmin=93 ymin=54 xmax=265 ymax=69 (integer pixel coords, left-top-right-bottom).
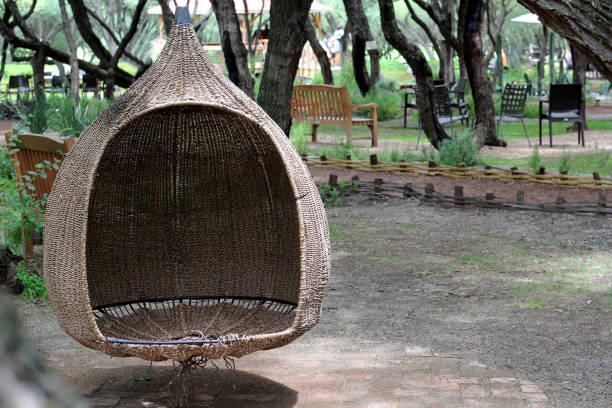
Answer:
xmin=496 ymin=83 xmax=531 ymax=145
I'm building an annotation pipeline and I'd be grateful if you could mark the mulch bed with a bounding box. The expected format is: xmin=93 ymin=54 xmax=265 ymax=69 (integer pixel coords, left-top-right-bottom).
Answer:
xmin=308 ymin=165 xmax=609 ymax=204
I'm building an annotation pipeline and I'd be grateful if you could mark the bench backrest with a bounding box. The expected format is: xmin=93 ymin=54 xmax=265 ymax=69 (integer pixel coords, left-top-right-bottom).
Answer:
xmin=291 ymin=85 xmax=350 ymax=122
xmin=9 ymin=132 xmax=75 ymax=203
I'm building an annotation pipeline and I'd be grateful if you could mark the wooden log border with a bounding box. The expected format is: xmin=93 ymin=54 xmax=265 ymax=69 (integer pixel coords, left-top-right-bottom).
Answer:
xmin=305 ymin=154 xmax=612 ymax=190
xmin=319 ymin=175 xmax=610 ymax=217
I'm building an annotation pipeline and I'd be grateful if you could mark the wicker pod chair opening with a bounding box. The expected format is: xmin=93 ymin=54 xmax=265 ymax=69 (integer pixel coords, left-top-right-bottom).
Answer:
xmin=43 ymin=8 xmax=330 ymax=362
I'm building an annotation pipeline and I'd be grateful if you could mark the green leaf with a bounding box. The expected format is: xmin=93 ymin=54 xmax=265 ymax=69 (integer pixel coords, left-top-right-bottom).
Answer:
xmin=52 ymin=164 xmax=59 ymax=170
xmin=35 ymin=163 xmax=44 ymax=169
xmin=27 ymin=171 xmax=37 ymax=175
xmin=27 ymin=183 xmax=35 ymax=191
xmin=22 ymin=175 xmax=31 ymax=181
xmin=39 ymin=170 xmax=47 ymax=179
xmin=7 ymin=149 xmax=19 ymax=155
xmin=43 ymin=160 xmax=51 ymax=165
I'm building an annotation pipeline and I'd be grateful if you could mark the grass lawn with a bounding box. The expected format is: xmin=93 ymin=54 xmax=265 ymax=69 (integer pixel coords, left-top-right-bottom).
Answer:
xmin=305 ymin=118 xmax=612 ymax=176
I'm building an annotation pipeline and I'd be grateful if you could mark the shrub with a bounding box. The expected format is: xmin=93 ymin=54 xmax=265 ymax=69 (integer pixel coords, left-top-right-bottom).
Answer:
xmin=13 ymin=97 xmax=48 ymax=134
xmin=437 ymin=132 xmax=482 ymax=166
xmin=527 ymin=146 xmax=543 ymax=171
xmin=289 ymin=122 xmax=311 ymax=155
xmin=0 ymin=134 xmax=60 ymax=255
xmin=558 ymin=150 xmax=571 ymax=173
xmin=318 ymin=183 xmax=341 ymax=207
xmin=49 ymin=97 xmax=109 ymax=137
xmin=15 ymin=262 xmax=47 ymax=300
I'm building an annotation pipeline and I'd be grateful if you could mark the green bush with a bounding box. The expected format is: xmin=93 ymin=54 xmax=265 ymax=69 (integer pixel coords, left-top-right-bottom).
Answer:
xmin=13 ymin=97 xmax=49 ymax=134
xmin=527 ymin=146 xmax=543 ymax=171
xmin=318 ymin=183 xmax=341 ymax=207
xmin=352 ymin=86 xmax=401 ymax=121
xmin=15 ymin=262 xmax=47 ymax=300
xmin=558 ymin=150 xmax=571 ymax=173
xmin=49 ymin=97 xmax=109 ymax=137
xmin=437 ymin=132 xmax=482 ymax=166
xmin=0 ymin=134 xmax=60 ymax=255
xmin=289 ymin=122 xmax=311 ymax=155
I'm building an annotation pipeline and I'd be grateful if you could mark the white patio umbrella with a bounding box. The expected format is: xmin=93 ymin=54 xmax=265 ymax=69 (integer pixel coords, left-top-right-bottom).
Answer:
xmin=511 ymin=13 xmax=541 ymax=24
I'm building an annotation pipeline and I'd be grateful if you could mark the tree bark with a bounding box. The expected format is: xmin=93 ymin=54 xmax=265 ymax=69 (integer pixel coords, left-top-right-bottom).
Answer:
xmin=537 ymin=26 xmax=549 ymax=95
xmin=440 ymin=40 xmax=455 ymax=83
xmin=157 ymin=0 xmax=174 ymax=36
xmin=378 ymin=0 xmax=450 ymax=149
xmin=517 ymin=0 xmax=612 ymax=81
xmin=257 ymin=0 xmax=313 ymax=135
xmin=343 ymin=0 xmax=380 ymax=96
xmin=0 ymin=42 xmax=8 ymax=83
xmin=571 ymin=45 xmax=588 ymax=130
xmin=211 ymin=0 xmax=255 ymax=99
xmin=459 ymin=0 xmax=503 ymax=147
xmin=58 ymin=0 xmax=80 ymax=100
xmin=31 ymin=45 xmax=46 ymax=101
xmin=304 ymin=18 xmax=333 ymax=85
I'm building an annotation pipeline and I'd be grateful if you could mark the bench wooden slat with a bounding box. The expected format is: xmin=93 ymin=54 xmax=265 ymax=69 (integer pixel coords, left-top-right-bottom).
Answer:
xmin=291 ymin=84 xmax=377 ymax=147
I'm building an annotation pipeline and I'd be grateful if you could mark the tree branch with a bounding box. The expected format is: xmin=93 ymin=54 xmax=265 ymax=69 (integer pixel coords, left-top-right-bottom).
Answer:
xmin=110 ymin=0 xmax=148 ymax=67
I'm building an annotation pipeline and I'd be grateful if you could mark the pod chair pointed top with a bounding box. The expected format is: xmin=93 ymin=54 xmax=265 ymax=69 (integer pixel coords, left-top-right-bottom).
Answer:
xmin=43 ymin=7 xmax=330 ymax=362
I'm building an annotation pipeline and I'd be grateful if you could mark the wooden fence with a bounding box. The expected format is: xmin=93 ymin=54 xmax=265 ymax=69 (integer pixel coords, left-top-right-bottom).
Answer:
xmin=305 ymin=155 xmax=612 ymax=190
xmin=323 ymin=174 xmax=611 ymax=217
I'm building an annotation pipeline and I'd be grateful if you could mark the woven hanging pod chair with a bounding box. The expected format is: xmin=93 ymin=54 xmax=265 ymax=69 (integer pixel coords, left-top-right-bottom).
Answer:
xmin=43 ymin=7 xmax=330 ymax=362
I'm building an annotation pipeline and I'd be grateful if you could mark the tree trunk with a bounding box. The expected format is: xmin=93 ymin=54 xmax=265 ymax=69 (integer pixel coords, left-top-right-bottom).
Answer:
xmin=440 ymin=40 xmax=455 ymax=83
xmin=0 ymin=42 xmax=7 ymax=83
xmin=31 ymin=45 xmax=46 ymax=101
xmin=157 ymin=0 xmax=174 ymax=36
xmin=378 ymin=0 xmax=450 ymax=149
xmin=104 ymin=71 xmax=114 ymax=100
xmin=537 ymin=26 xmax=549 ymax=95
xmin=58 ymin=0 xmax=80 ymax=100
xmin=517 ymin=0 xmax=612 ymax=80
xmin=571 ymin=45 xmax=588 ymax=131
xmin=304 ymin=18 xmax=333 ymax=85
xmin=341 ymin=19 xmax=351 ymax=57
xmin=257 ymin=0 xmax=313 ymax=135
xmin=343 ymin=0 xmax=380 ymax=96
xmin=211 ymin=0 xmax=255 ymax=99
xmin=460 ymin=0 xmax=503 ymax=147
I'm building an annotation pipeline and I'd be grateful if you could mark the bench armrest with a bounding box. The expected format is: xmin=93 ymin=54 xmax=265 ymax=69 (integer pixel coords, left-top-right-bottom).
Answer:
xmin=350 ymin=103 xmax=377 ymax=110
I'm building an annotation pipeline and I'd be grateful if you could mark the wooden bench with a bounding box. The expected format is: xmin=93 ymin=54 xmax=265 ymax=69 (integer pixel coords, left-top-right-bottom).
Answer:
xmin=8 ymin=132 xmax=75 ymax=258
xmin=291 ymin=84 xmax=378 ymax=147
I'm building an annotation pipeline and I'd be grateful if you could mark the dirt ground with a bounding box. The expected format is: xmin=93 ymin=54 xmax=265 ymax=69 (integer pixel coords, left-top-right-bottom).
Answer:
xmin=319 ymin=195 xmax=612 ymax=407
xmin=10 ymin=194 xmax=612 ymax=407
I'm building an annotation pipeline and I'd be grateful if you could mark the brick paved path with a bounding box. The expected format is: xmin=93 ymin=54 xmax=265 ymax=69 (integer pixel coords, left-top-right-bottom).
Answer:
xmin=43 ymin=337 xmax=549 ymax=408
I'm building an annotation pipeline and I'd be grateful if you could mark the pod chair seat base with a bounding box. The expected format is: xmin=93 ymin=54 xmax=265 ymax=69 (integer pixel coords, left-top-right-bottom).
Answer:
xmin=94 ymin=296 xmax=296 ymax=345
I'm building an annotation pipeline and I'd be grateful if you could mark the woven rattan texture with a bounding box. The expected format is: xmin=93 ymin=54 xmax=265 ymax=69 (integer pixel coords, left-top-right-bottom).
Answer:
xmin=43 ymin=22 xmax=330 ymax=361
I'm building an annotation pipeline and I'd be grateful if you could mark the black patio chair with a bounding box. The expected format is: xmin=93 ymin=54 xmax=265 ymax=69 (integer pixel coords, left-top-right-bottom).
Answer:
xmin=496 ymin=83 xmax=531 ymax=146
xmin=6 ymin=75 xmax=32 ymax=99
xmin=416 ymin=84 xmax=470 ymax=150
xmin=539 ymin=84 xmax=584 ymax=147
xmin=449 ymin=77 xmax=467 ymax=104
xmin=46 ymin=76 xmax=66 ymax=94
xmin=82 ymin=74 xmax=102 ymax=99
